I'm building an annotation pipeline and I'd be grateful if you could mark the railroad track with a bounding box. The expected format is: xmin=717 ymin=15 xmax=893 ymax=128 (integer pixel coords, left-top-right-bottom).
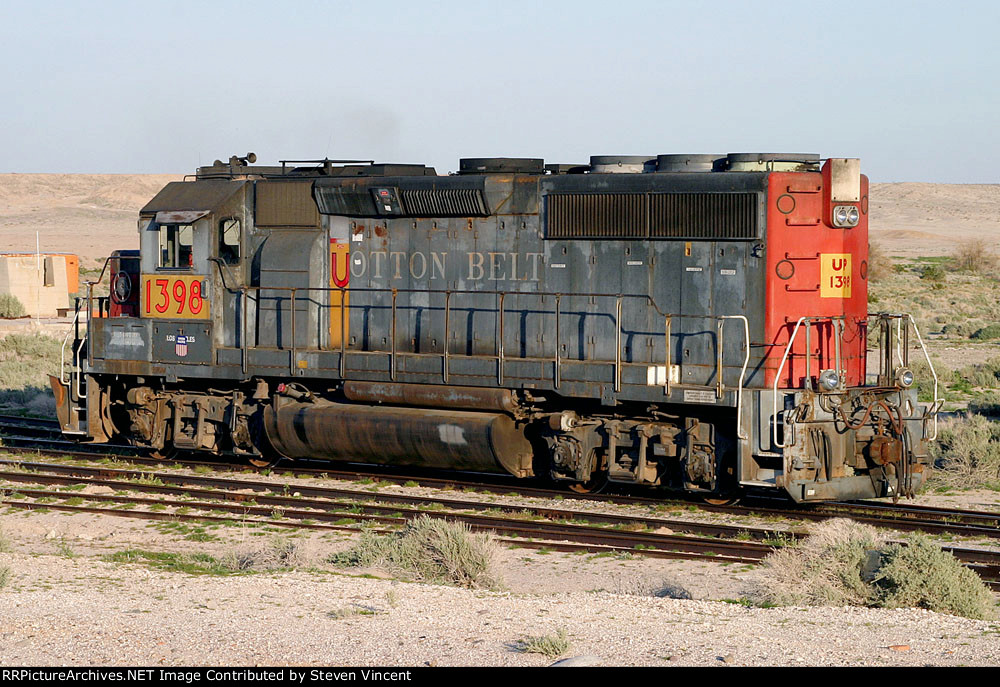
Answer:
xmin=3 ymin=418 xmax=1000 ymax=573
xmin=2 ymin=457 xmax=999 ymax=589
xmin=0 ymin=458 xmax=768 ymax=564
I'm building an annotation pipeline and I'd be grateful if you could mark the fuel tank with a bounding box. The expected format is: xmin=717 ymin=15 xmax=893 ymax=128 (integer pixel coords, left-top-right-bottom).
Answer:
xmin=264 ymin=400 xmax=534 ymax=477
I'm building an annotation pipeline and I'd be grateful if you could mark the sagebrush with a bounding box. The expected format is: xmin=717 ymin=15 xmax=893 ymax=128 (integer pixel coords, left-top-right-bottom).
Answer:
xmin=329 ymin=515 xmax=503 ymax=589
xmin=744 ymin=519 xmax=994 ymax=619
xmin=515 ymin=629 xmax=571 ymax=658
xmin=221 ymin=536 xmax=306 ymax=571
xmin=0 ymin=332 xmax=63 ymax=414
xmin=0 ymin=294 xmax=26 ymax=318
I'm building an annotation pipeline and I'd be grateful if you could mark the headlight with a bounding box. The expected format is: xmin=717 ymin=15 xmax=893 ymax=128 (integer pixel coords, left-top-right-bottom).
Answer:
xmin=818 ymin=369 xmax=840 ymax=390
xmin=895 ymin=367 xmax=914 ymax=388
xmin=832 ymin=205 xmax=859 ymax=228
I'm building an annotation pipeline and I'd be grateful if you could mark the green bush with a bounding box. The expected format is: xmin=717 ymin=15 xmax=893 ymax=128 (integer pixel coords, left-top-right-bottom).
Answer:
xmin=952 ymin=356 xmax=1000 ymax=389
xmin=930 ymin=414 xmax=1000 ymax=489
xmin=920 ymin=264 xmax=946 ymax=282
xmin=744 ymin=519 xmax=995 ymax=619
xmin=0 ymin=294 xmax=26 ymax=318
xmin=874 ymin=536 xmax=997 ymax=619
xmin=942 ymin=320 xmax=985 ymax=338
xmin=972 ymin=324 xmax=1000 ymax=340
xmin=330 ymin=515 xmax=503 ymax=589
xmin=969 ymin=391 xmax=1000 ymax=418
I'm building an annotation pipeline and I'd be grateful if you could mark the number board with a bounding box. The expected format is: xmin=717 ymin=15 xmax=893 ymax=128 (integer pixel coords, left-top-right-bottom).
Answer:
xmin=141 ymin=275 xmax=210 ymax=319
xmin=820 ymin=253 xmax=852 ymax=299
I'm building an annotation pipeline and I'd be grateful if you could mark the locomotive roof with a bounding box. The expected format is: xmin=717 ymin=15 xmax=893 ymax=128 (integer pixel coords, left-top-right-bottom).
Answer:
xmin=140 ymin=180 xmax=244 ymax=215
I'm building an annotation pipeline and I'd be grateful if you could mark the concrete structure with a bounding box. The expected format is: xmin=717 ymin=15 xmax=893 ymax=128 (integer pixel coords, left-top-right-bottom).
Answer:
xmin=0 ymin=254 xmax=70 ymax=317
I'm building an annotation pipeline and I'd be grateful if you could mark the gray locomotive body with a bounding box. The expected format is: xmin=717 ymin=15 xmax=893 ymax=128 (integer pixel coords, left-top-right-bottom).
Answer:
xmin=52 ymin=154 xmax=939 ymax=502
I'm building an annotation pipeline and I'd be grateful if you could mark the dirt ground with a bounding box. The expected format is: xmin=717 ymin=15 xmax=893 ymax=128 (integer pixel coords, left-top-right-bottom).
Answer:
xmin=1 ymin=472 xmax=999 ymax=667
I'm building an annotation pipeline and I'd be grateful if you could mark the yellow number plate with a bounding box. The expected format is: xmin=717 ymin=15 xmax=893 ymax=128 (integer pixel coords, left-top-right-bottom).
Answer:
xmin=820 ymin=254 xmax=852 ymax=298
xmin=141 ymin=274 xmax=210 ymax=319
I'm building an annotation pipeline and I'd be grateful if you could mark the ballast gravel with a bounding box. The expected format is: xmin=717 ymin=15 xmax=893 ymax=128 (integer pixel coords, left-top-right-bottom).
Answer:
xmin=0 ymin=552 xmax=998 ymax=667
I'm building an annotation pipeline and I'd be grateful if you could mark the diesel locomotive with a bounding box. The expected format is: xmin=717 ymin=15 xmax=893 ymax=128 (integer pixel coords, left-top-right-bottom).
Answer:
xmin=51 ymin=152 xmax=940 ymax=503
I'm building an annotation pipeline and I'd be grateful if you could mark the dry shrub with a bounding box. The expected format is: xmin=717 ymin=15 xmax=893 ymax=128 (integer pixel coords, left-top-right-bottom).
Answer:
xmin=952 ymin=238 xmax=998 ymax=274
xmin=867 ymin=241 xmax=891 ymax=282
xmin=746 ymin=519 xmax=886 ymax=608
xmin=930 ymin=414 xmax=1000 ymax=489
xmin=330 ymin=515 xmax=503 ymax=589
xmin=0 ymin=566 xmax=10 ymax=591
xmin=514 ymin=629 xmax=571 ymax=658
xmin=221 ymin=536 xmax=307 ymax=572
xmin=607 ymin=573 xmax=692 ymax=599
xmin=745 ymin=519 xmax=994 ymax=619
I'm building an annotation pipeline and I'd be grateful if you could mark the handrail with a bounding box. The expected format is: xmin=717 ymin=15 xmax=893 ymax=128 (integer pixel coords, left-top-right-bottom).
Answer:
xmin=771 ymin=316 xmax=810 ymax=449
xmin=905 ymin=313 xmax=939 ymax=440
xmin=719 ymin=315 xmax=751 ymax=440
xmin=60 ymin=305 xmax=83 ymax=386
xmin=216 ymin=272 xmax=750 ymax=405
xmin=771 ymin=313 xmax=939 ymax=450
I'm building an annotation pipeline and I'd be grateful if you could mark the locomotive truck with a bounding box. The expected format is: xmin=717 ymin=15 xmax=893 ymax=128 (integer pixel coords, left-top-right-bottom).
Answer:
xmin=51 ymin=152 xmax=940 ymax=503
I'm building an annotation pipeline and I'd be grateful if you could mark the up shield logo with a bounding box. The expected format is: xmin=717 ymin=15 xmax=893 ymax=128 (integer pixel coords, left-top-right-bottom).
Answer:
xmin=175 ymin=334 xmax=188 ymax=358
xmin=821 ymin=254 xmax=852 ymax=299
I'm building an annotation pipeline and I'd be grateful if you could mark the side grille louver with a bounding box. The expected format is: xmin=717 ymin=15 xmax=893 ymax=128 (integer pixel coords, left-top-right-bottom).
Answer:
xmin=546 ymin=192 xmax=759 ymax=239
xmin=400 ymin=188 xmax=490 ymax=217
xmin=313 ymin=185 xmax=491 ymax=218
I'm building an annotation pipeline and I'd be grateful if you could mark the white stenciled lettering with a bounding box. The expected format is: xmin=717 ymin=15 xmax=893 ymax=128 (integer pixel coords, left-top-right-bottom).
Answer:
xmin=390 ymin=252 xmax=406 ymax=280
xmin=371 ymin=251 xmax=386 ymax=279
xmin=527 ymin=253 xmax=544 ymax=281
xmin=467 ymin=252 xmax=485 ymax=280
xmin=409 ymin=252 xmax=427 ymax=279
xmin=350 ymin=251 xmax=367 ymax=277
xmin=431 ymin=252 xmax=447 ymax=280
xmin=353 ymin=250 xmax=544 ymax=282
xmin=488 ymin=252 xmax=505 ymax=280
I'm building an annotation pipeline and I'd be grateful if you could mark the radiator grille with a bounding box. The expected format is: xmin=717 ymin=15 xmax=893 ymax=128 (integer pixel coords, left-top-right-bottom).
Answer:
xmin=547 ymin=192 xmax=758 ymax=239
xmin=545 ymin=193 xmax=645 ymax=238
xmin=400 ymin=188 xmax=490 ymax=217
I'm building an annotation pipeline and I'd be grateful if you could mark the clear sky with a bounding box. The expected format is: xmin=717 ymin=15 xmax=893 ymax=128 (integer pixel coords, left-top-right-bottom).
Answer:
xmin=1 ymin=0 xmax=997 ymax=182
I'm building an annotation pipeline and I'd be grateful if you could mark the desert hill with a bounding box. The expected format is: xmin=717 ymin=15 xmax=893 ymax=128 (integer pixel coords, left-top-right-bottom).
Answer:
xmin=0 ymin=174 xmax=181 ymax=266
xmin=0 ymin=175 xmax=997 ymax=264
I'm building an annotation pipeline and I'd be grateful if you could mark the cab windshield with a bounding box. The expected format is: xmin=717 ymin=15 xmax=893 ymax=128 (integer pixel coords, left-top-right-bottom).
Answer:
xmin=157 ymin=223 xmax=194 ymax=269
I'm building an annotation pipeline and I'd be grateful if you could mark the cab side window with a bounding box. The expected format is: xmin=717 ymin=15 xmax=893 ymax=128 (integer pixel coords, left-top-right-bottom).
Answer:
xmin=158 ymin=224 xmax=194 ymax=269
xmin=219 ymin=219 xmax=241 ymax=265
